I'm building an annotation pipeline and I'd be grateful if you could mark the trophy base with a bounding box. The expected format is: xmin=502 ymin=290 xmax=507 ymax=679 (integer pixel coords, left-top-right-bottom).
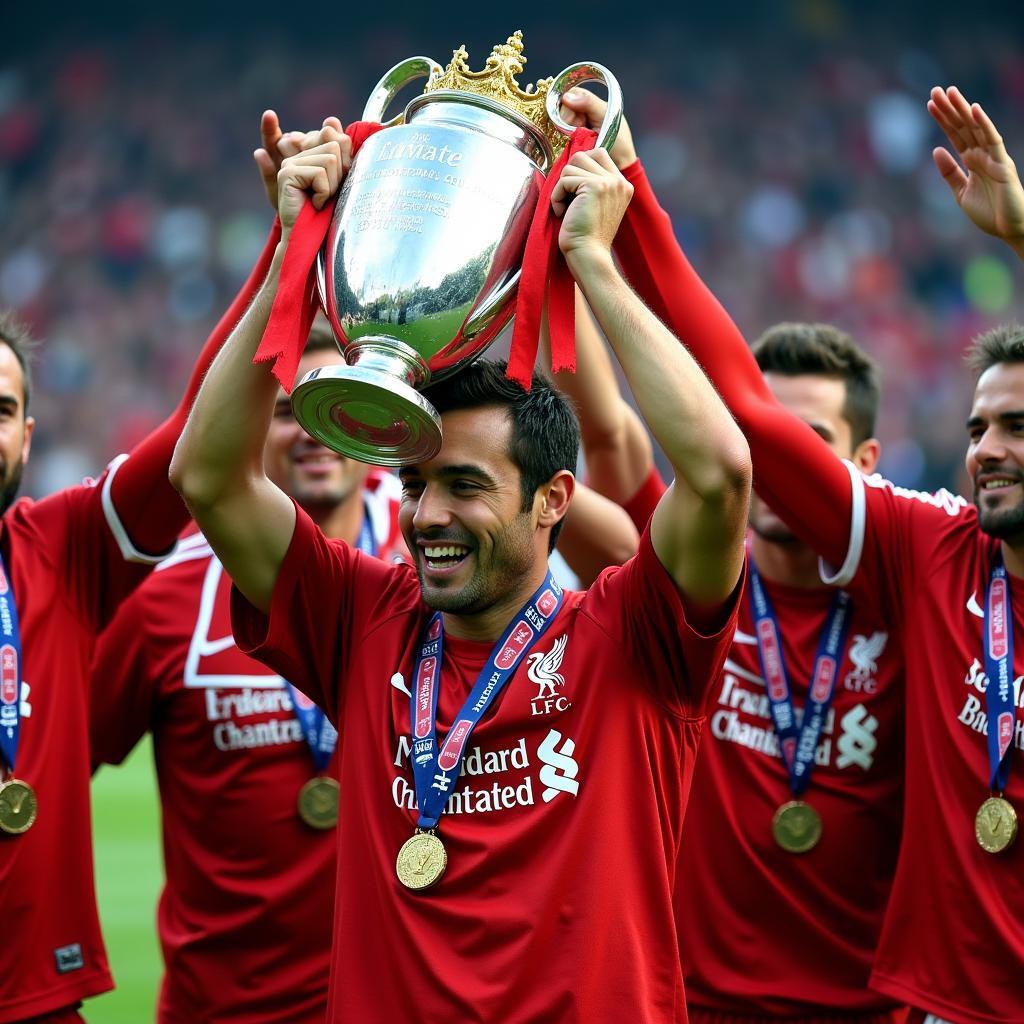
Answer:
xmin=291 ymin=364 xmax=442 ymax=467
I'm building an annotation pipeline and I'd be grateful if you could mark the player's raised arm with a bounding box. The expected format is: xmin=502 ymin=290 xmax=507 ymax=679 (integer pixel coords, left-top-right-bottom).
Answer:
xmin=928 ymin=85 xmax=1024 ymax=262
xmin=170 ymin=128 xmax=351 ymax=612
xmin=561 ymin=90 xmax=855 ymax=572
xmin=553 ymin=148 xmax=750 ymax=613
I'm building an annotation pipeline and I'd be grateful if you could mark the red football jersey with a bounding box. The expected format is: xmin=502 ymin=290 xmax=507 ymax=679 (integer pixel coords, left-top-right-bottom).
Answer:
xmin=231 ymin=504 xmax=740 ymax=1024
xmin=0 ymin=461 xmax=162 ymax=1023
xmin=678 ymin=556 xmax=906 ymax=1021
xmin=610 ymin=160 xmax=1021 ymax=1024
xmin=825 ymin=470 xmax=1024 ymax=1024
xmin=90 ymin=473 xmax=406 ymax=1024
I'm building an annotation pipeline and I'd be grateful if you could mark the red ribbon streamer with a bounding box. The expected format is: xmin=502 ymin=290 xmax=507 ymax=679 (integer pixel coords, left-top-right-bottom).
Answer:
xmin=507 ymin=126 xmax=598 ymax=389
xmin=253 ymin=121 xmax=385 ymax=392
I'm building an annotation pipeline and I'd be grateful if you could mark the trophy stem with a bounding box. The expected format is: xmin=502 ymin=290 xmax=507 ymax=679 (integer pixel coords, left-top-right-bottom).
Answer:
xmin=291 ymin=339 xmax=442 ymax=467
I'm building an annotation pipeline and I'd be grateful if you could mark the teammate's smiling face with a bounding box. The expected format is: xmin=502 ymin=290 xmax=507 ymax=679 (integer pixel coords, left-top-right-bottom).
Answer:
xmin=0 ymin=342 xmax=34 ymax=515
xmin=751 ymin=373 xmax=878 ymax=544
xmin=398 ymin=405 xmax=540 ymax=619
xmin=966 ymin=361 xmax=1024 ymax=541
xmin=264 ymin=349 xmax=370 ymax=512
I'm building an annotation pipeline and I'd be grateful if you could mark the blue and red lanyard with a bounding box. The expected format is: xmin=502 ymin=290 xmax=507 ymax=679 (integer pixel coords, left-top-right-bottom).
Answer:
xmin=747 ymin=558 xmax=852 ymax=797
xmin=410 ymin=570 xmax=563 ymax=829
xmin=284 ymin=507 xmax=377 ymax=772
xmin=0 ymin=553 xmax=23 ymax=777
xmin=984 ymin=554 xmax=1017 ymax=794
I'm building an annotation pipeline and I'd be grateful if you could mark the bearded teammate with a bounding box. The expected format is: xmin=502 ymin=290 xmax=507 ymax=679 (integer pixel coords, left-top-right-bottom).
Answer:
xmin=169 ymin=125 xmax=750 ymax=1022
xmin=566 ymin=84 xmax=1024 ymax=1024
xmin=0 ymin=152 xmax=294 ymax=1024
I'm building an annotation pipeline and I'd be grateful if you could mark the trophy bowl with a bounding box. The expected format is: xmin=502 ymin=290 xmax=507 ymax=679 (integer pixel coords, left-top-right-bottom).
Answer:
xmin=291 ymin=33 xmax=622 ymax=466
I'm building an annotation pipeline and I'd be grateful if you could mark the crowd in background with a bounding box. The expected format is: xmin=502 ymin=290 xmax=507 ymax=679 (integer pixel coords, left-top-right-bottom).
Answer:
xmin=4 ymin=10 xmax=1023 ymax=497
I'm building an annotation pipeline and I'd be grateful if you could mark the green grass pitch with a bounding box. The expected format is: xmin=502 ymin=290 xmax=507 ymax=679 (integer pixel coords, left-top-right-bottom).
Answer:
xmin=87 ymin=736 xmax=162 ymax=1022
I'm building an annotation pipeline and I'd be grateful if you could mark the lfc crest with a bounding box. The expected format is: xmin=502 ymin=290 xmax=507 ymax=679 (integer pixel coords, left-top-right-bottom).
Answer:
xmin=529 ymin=635 xmax=571 ymax=716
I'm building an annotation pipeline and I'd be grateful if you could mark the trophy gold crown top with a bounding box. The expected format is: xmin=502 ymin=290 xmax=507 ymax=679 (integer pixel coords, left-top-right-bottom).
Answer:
xmin=424 ymin=31 xmax=565 ymax=156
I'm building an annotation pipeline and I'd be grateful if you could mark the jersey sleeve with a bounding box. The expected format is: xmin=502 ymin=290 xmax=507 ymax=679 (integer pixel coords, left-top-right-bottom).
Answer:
xmin=581 ymin=525 xmax=743 ymax=716
xmin=90 ymin=586 xmax=157 ymax=768
xmin=614 ymin=160 xmax=853 ymax=571
xmin=230 ymin=502 xmax=417 ymax=723
xmin=104 ymin=218 xmax=282 ymax=560
xmin=823 ymin=464 xmax=970 ymax=614
xmin=19 ymin=465 xmax=155 ymax=631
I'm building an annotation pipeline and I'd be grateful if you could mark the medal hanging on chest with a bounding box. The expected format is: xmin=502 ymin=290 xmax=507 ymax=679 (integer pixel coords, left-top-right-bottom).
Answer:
xmin=0 ymin=553 xmax=35 ymax=836
xmin=747 ymin=558 xmax=852 ymax=854
xmin=288 ymin=506 xmax=377 ymax=830
xmin=398 ymin=571 xmax=563 ymax=891
xmin=976 ymin=555 xmax=1019 ymax=854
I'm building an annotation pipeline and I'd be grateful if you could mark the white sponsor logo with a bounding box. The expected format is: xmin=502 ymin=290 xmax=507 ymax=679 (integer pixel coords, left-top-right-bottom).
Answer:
xmin=19 ymin=680 xmax=30 ymax=719
xmin=390 ymin=672 xmax=412 ymax=698
xmin=835 ymin=704 xmax=878 ymax=770
xmin=537 ymin=729 xmax=580 ymax=803
xmin=966 ymin=591 xmax=984 ymax=619
xmin=843 ymin=632 xmax=888 ymax=694
xmin=528 ymin=634 xmax=572 ymax=716
xmin=958 ymin=659 xmax=1024 ymax=749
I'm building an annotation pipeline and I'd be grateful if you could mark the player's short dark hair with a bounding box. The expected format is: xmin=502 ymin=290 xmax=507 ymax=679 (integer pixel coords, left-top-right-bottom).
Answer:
xmin=423 ymin=360 xmax=580 ymax=551
xmin=0 ymin=310 xmax=36 ymax=414
xmin=753 ymin=322 xmax=880 ymax=446
xmin=965 ymin=323 xmax=1024 ymax=375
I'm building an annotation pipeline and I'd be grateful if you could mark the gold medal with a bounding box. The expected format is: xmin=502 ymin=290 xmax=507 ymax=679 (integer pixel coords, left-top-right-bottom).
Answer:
xmin=0 ymin=778 xmax=37 ymax=835
xmin=975 ymin=795 xmax=1018 ymax=854
xmin=772 ymin=799 xmax=822 ymax=853
xmin=396 ymin=830 xmax=447 ymax=891
xmin=297 ymin=777 xmax=340 ymax=830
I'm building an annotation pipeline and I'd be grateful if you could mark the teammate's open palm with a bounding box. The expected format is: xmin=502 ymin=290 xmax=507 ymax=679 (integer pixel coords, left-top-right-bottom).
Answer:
xmin=928 ymin=86 xmax=1024 ymax=251
xmin=276 ymin=126 xmax=352 ymax=233
xmin=552 ymin=149 xmax=633 ymax=264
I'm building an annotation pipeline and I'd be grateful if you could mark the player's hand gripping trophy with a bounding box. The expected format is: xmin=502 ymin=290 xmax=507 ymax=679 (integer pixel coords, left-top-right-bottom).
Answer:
xmin=290 ymin=31 xmax=622 ymax=465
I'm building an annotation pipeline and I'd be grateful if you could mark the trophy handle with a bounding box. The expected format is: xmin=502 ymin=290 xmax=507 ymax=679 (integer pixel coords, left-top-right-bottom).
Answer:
xmin=545 ymin=62 xmax=622 ymax=154
xmin=362 ymin=56 xmax=444 ymax=127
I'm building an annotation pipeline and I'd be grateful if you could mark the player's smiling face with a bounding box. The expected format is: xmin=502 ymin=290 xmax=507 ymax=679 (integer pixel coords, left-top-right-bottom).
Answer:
xmin=264 ymin=349 xmax=370 ymax=511
xmin=967 ymin=361 xmax=1024 ymax=541
xmin=398 ymin=404 xmax=539 ymax=618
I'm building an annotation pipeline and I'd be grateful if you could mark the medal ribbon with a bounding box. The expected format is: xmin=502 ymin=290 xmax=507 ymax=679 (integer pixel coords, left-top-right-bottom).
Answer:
xmin=984 ymin=554 xmax=1017 ymax=793
xmin=0 ymin=553 xmax=23 ymax=775
xmin=284 ymin=505 xmax=377 ymax=772
xmin=747 ymin=558 xmax=852 ymax=797
xmin=409 ymin=570 xmax=563 ymax=829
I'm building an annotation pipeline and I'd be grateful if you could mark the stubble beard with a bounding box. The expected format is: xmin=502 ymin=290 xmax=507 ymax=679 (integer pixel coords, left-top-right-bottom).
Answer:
xmin=976 ymin=492 xmax=1024 ymax=544
xmin=418 ymin=512 xmax=536 ymax=616
xmin=0 ymin=461 xmax=23 ymax=516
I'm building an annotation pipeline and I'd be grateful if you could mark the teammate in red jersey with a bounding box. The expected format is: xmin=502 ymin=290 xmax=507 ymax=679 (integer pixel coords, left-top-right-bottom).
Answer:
xmin=552 ymin=90 xmax=909 ymax=1022
xmin=0 ymin=174 xmax=289 ymax=1024
xmin=563 ymin=84 xmax=1024 ymax=1024
xmin=169 ymin=126 xmax=750 ymax=1022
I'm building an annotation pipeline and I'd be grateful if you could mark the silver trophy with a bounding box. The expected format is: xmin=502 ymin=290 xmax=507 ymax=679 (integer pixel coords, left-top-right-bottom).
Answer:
xmin=290 ymin=32 xmax=622 ymax=465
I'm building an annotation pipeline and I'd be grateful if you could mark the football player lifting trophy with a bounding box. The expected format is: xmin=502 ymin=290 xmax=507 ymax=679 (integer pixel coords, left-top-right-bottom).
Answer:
xmin=290 ymin=32 xmax=622 ymax=465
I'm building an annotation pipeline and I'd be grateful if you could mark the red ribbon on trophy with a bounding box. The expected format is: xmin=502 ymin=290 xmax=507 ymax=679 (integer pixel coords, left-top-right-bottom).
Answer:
xmin=253 ymin=121 xmax=385 ymax=392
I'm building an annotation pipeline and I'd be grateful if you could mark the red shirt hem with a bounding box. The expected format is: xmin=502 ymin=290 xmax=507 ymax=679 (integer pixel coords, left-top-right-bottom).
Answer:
xmin=0 ymin=970 xmax=112 ymax=1024
xmin=871 ymin=969 xmax=1000 ymax=1024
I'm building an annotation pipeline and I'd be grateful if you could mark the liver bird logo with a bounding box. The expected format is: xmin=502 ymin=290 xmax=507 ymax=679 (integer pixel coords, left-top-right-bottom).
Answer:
xmin=527 ymin=635 xmax=568 ymax=698
xmin=847 ymin=632 xmax=888 ymax=680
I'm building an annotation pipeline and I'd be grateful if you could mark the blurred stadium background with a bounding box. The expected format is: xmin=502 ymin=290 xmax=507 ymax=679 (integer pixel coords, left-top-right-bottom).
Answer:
xmin=3 ymin=0 xmax=1020 ymax=1019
